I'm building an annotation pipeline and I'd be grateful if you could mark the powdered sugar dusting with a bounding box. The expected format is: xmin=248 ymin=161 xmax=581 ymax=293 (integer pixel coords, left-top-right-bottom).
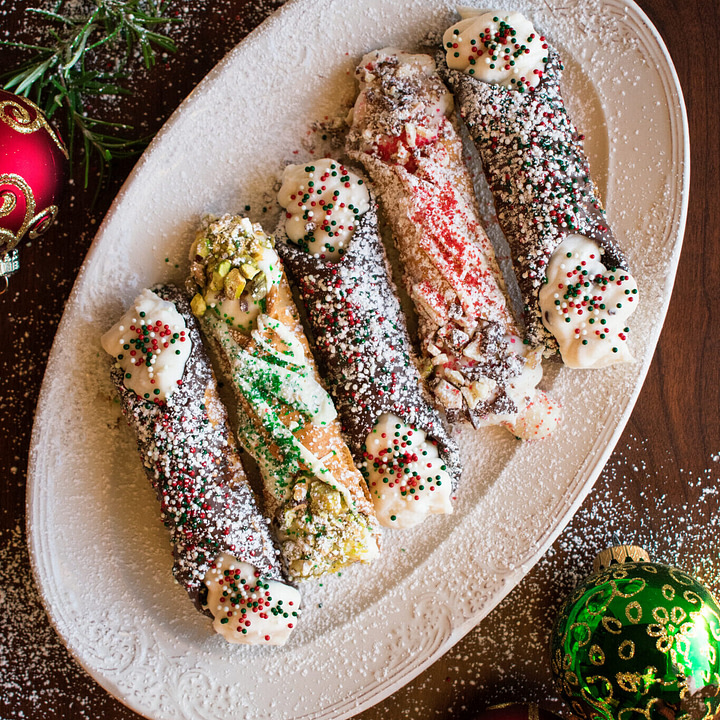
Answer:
xmin=0 ymin=525 xmax=139 ymax=719
xmin=14 ymin=0 xmax=688 ymax=718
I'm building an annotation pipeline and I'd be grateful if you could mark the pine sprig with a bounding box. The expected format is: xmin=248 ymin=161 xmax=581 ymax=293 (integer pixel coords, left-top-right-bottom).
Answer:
xmin=1 ymin=1 xmax=181 ymax=188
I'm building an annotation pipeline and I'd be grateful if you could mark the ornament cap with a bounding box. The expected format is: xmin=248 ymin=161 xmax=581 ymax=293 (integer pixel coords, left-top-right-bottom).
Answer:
xmin=593 ymin=544 xmax=650 ymax=572
xmin=0 ymin=248 xmax=19 ymax=292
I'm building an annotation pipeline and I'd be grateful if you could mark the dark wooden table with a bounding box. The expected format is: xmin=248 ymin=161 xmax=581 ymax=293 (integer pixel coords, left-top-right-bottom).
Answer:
xmin=1 ymin=1 xmax=718 ymax=718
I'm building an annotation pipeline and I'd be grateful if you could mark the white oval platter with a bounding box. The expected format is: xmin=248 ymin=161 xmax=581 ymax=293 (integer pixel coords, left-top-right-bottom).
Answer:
xmin=27 ymin=0 xmax=688 ymax=718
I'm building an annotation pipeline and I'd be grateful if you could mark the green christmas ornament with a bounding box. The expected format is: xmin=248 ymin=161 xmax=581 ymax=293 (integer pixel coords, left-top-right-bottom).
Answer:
xmin=550 ymin=545 xmax=720 ymax=720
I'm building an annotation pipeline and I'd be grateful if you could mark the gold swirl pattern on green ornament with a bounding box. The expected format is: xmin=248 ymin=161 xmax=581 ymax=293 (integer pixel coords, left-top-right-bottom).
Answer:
xmin=668 ymin=567 xmax=697 ymax=586
xmin=601 ymin=616 xmax=624 ymax=634
xmin=0 ymin=97 xmax=68 ymax=158
xmin=551 ymin=561 xmax=720 ymax=720
xmin=618 ymin=639 xmax=635 ymax=660
xmin=0 ymin=173 xmax=35 ymax=254
xmin=625 ymin=600 xmax=642 ymax=623
xmin=589 ymin=644 xmax=605 ymax=665
xmin=580 ymin=675 xmax=614 ymax=716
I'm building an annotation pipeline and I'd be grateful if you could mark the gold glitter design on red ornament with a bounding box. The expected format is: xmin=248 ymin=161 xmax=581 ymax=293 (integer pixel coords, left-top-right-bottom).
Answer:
xmin=0 ymin=98 xmax=68 ymax=158
xmin=0 ymin=174 xmax=59 ymax=249
xmin=28 ymin=206 xmax=58 ymax=240
xmin=0 ymin=190 xmax=17 ymax=216
xmin=0 ymin=173 xmax=35 ymax=253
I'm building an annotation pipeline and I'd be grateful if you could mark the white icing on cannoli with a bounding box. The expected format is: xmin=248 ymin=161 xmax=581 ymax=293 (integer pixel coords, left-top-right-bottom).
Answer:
xmin=443 ymin=10 xmax=548 ymax=91
xmin=361 ymin=413 xmax=453 ymax=528
xmin=204 ymin=553 xmax=301 ymax=645
xmin=351 ymin=49 xmax=455 ymax=149
xmin=101 ymin=289 xmax=191 ymax=401
xmin=455 ymin=343 xmax=560 ymax=439
xmin=539 ymin=234 xmax=637 ymax=368
xmin=278 ymin=159 xmax=370 ymax=261
xmin=245 ymin=313 xmax=337 ymax=427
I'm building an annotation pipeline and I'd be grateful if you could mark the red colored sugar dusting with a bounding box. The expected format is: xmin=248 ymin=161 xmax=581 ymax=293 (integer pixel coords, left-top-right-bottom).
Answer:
xmin=410 ymin=178 xmax=507 ymax=323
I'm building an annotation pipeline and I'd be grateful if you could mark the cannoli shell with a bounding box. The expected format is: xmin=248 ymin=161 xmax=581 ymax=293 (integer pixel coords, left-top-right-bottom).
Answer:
xmin=345 ymin=51 xmax=536 ymax=425
xmin=108 ymin=284 xmax=283 ymax=615
xmin=276 ymin=199 xmax=462 ymax=484
xmin=439 ymin=46 xmax=629 ymax=348
xmin=201 ymin=265 xmax=379 ymax=530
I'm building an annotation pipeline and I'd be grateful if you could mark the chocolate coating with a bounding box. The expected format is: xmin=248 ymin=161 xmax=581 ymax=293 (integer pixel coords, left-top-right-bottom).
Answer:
xmin=108 ymin=284 xmax=283 ymax=614
xmin=276 ymin=200 xmax=461 ymax=485
xmin=439 ymin=46 xmax=628 ymax=349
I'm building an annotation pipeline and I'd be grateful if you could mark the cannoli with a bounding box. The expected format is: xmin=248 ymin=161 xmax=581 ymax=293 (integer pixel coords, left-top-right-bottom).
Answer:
xmin=346 ymin=49 xmax=560 ymax=438
xmin=188 ymin=215 xmax=380 ymax=579
xmin=102 ymin=285 xmax=300 ymax=645
xmin=439 ymin=10 xmax=638 ymax=368
xmin=275 ymin=158 xmax=461 ymax=528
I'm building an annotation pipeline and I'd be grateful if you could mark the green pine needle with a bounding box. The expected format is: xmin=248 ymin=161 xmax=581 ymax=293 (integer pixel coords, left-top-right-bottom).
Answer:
xmin=1 ymin=1 xmax=181 ymax=189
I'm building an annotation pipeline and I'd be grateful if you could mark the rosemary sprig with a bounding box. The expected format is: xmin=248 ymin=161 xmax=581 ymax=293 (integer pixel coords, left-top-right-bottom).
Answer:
xmin=1 ymin=1 xmax=181 ymax=188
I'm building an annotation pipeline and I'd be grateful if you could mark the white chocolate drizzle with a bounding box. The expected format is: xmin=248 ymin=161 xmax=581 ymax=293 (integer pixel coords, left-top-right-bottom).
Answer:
xmin=204 ymin=312 xmax=352 ymax=507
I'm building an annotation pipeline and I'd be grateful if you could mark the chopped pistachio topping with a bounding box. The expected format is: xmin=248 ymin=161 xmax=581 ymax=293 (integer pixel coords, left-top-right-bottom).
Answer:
xmin=189 ymin=215 xmax=280 ymax=332
xmin=223 ymin=268 xmax=246 ymax=299
xmin=279 ymin=478 xmax=379 ymax=580
xmin=190 ymin=292 xmax=207 ymax=317
xmin=241 ymin=262 xmax=260 ymax=279
xmin=190 ymin=214 xmax=275 ymax=315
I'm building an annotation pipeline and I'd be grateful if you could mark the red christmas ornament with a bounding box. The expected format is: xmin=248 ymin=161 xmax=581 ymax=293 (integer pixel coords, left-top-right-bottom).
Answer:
xmin=0 ymin=89 xmax=69 ymax=286
xmin=473 ymin=703 xmax=564 ymax=720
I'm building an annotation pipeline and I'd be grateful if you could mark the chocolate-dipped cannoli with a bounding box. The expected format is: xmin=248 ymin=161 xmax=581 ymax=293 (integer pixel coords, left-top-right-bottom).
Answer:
xmin=188 ymin=215 xmax=380 ymax=579
xmin=275 ymin=158 xmax=461 ymax=528
xmin=346 ymin=50 xmax=561 ymax=439
xmin=102 ymin=285 xmax=300 ymax=645
xmin=439 ymin=10 xmax=638 ymax=368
